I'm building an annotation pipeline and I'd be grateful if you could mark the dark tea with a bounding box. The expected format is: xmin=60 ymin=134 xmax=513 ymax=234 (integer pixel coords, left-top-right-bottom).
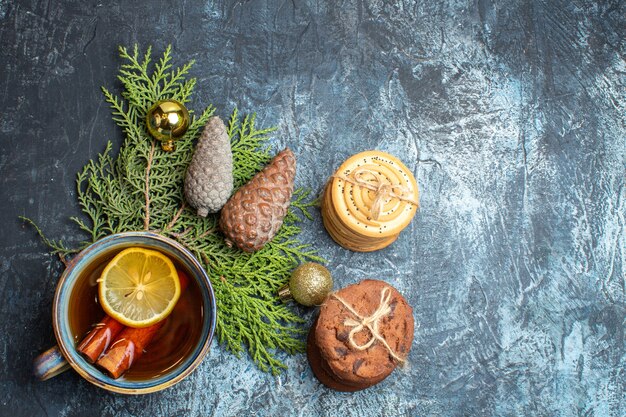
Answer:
xmin=68 ymin=247 xmax=204 ymax=381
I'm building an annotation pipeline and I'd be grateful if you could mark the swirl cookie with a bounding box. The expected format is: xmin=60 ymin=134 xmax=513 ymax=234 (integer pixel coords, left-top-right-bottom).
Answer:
xmin=321 ymin=151 xmax=419 ymax=252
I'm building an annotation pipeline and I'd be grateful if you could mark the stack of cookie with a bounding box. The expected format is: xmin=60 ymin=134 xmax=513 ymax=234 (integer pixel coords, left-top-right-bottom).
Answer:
xmin=321 ymin=151 xmax=419 ymax=252
xmin=307 ymin=279 xmax=414 ymax=391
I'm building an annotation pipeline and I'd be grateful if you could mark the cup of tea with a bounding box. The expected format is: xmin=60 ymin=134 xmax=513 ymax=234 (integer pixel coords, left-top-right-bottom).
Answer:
xmin=33 ymin=231 xmax=217 ymax=394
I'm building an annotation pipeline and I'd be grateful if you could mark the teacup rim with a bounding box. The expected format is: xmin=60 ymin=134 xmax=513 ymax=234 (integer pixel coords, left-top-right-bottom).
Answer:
xmin=52 ymin=231 xmax=217 ymax=394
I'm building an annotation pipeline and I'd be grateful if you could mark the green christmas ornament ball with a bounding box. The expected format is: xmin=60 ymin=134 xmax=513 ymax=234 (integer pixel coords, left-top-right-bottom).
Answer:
xmin=278 ymin=262 xmax=333 ymax=306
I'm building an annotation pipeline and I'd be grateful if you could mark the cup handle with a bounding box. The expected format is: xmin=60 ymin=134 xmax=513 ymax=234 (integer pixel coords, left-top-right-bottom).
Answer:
xmin=34 ymin=345 xmax=71 ymax=381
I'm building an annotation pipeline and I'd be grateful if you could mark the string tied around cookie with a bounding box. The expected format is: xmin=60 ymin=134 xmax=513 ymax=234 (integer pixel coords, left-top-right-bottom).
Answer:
xmin=331 ymin=287 xmax=407 ymax=364
xmin=332 ymin=167 xmax=419 ymax=220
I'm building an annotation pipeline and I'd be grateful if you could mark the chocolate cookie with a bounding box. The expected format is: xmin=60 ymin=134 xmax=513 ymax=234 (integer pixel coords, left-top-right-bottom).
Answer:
xmin=306 ymin=321 xmax=372 ymax=392
xmin=315 ymin=279 xmax=414 ymax=387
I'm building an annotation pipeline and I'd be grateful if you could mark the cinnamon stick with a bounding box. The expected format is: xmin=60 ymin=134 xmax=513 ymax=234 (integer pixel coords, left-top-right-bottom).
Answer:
xmin=95 ymin=270 xmax=190 ymax=379
xmin=95 ymin=321 xmax=166 ymax=378
xmin=77 ymin=316 xmax=125 ymax=363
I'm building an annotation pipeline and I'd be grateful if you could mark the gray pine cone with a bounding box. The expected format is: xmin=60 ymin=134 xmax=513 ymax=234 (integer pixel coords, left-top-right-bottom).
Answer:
xmin=184 ymin=116 xmax=234 ymax=217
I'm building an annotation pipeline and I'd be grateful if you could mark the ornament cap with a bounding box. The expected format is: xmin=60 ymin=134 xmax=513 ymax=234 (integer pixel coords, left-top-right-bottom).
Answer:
xmin=161 ymin=140 xmax=176 ymax=152
xmin=278 ymin=283 xmax=292 ymax=302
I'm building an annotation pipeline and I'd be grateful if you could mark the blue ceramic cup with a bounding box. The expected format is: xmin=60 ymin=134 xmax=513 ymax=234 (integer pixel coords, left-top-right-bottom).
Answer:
xmin=33 ymin=232 xmax=217 ymax=394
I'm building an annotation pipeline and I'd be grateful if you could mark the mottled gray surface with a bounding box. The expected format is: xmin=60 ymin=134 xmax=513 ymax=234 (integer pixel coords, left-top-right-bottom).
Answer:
xmin=1 ymin=1 xmax=624 ymax=416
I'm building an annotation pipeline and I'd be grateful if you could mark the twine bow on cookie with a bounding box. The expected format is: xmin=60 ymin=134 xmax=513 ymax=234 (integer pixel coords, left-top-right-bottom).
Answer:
xmin=331 ymin=287 xmax=407 ymax=364
xmin=332 ymin=168 xmax=418 ymax=220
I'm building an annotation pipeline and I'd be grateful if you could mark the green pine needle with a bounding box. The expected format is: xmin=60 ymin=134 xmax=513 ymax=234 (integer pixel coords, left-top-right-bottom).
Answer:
xmin=24 ymin=45 xmax=324 ymax=374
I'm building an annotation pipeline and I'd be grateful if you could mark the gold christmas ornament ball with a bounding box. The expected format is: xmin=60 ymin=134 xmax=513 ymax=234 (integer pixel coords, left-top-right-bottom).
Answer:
xmin=278 ymin=263 xmax=333 ymax=307
xmin=146 ymin=99 xmax=190 ymax=151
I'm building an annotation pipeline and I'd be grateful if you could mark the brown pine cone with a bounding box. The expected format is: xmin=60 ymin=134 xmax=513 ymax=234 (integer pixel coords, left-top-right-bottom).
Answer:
xmin=219 ymin=148 xmax=296 ymax=252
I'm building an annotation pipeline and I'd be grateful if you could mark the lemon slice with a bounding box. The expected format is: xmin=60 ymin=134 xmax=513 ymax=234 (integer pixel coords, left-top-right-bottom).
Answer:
xmin=98 ymin=247 xmax=181 ymax=328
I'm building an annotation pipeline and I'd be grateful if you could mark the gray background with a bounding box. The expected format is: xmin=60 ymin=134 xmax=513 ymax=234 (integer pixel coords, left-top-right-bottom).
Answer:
xmin=1 ymin=0 xmax=624 ymax=416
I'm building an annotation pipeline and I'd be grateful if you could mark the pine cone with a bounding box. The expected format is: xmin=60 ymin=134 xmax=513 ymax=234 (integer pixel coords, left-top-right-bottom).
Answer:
xmin=184 ymin=116 xmax=233 ymax=217
xmin=220 ymin=148 xmax=296 ymax=252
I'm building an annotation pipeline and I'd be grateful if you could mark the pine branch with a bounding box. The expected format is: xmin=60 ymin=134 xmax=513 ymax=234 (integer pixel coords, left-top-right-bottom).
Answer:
xmin=144 ymin=139 xmax=156 ymax=230
xmin=19 ymin=217 xmax=79 ymax=256
xmin=23 ymin=45 xmax=325 ymax=374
